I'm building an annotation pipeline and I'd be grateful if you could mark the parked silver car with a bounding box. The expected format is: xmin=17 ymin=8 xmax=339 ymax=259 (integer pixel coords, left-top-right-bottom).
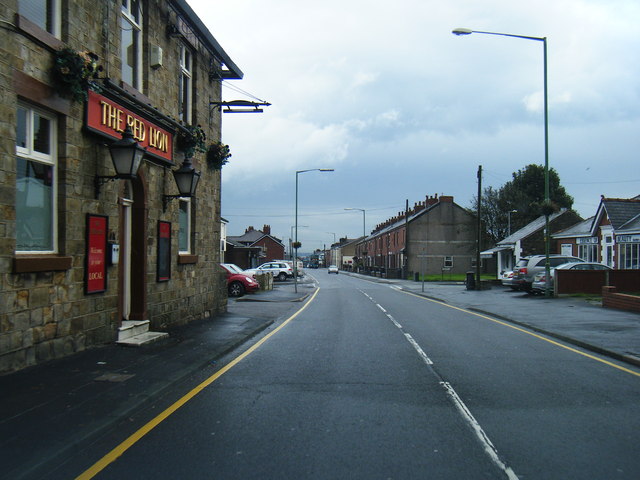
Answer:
xmin=512 ymin=254 xmax=584 ymax=291
xmin=244 ymin=262 xmax=293 ymax=281
xmin=500 ymin=270 xmax=517 ymax=289
xmin=531 ymin=262 xmax=612 ymax=294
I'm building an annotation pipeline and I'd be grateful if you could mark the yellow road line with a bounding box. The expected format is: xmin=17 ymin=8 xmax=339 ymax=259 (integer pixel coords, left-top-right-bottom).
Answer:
xmin=76 ymin=288 xmax=321 ymax=480
xmin=399 ymin=289 xmax=640 ymax=378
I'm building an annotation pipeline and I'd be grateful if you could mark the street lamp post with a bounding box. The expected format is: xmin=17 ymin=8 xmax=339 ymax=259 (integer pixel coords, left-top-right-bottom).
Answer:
xmin=452 ymin=27 xmax=551 ymax=297
xmin=507 ymin=209 xmax=518 ymax=236
xmin=344 ymin=208 xmax=366 ymax=238
xmin=295 ymin=168 xmax=334 ymax=292
xmin=327 ymin=232 xmax=336 ymax=267
xmin=291 ymin=225 xmax=308 ymax=259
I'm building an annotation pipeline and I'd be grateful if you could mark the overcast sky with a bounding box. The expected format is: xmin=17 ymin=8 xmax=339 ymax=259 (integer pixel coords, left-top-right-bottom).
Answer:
xmin=189 ymin=0 xmax=640 ymax=252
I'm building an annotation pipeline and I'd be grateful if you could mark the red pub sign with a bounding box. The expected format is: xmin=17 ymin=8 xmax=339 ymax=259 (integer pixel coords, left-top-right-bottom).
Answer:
xmin=86 ymin=90 xmax=173 ymax=163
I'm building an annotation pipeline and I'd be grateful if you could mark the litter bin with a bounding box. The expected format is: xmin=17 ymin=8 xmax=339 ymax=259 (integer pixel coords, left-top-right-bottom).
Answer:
xmin=466 ymin=271 xmax=476 ymax=290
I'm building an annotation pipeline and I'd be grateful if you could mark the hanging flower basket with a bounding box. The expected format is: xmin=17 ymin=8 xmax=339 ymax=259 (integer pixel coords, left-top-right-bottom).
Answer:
xmin=52 ymin=47 xmax=102 ymax=102
xmin=540 ymin=200 xmax=558 ymax=217
xmin=177 ymin=125 xmax=207 ymax=159
xmin=206 ymin=141 xmax=232 ymax=170
xmin=292 ymin=241 xmax=302 ymax=249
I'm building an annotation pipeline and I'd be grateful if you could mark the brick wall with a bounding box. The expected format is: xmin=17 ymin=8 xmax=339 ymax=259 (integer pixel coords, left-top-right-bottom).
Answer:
xmin=602 ymin=287 xmax=640 ymax=314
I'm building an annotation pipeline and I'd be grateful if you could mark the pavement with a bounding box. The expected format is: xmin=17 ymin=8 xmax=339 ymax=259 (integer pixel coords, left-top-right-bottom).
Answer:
xmin=1 ymin=272 xmax=638 ymax=479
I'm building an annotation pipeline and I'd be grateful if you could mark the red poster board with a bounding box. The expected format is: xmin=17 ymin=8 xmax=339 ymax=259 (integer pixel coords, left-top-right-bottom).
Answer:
xmin=157 ymin=221 xmax=171 ymax=282
xmin=85 ymin=214 xmax=108 ymax=294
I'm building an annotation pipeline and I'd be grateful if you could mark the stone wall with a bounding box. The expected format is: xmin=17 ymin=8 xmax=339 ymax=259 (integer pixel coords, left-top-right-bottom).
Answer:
xmin=0 ymin=1 xmax=231 ymax=373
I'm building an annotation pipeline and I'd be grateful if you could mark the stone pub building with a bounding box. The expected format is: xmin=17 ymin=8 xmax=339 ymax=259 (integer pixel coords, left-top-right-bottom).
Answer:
xmin=0 ymin=0 xmax=243 ymax=372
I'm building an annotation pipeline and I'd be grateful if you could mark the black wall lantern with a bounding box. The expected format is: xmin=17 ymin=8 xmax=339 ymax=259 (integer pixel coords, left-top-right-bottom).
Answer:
xmin=163 ymin=156 xmax=201 ymax=211
xmin=95 ymin=126 xmax=146 ymax=198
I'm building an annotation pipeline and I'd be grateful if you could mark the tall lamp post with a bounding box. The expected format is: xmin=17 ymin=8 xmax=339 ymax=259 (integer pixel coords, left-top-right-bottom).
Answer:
xmin=327 ymin=232 xmax=336 ymax=267
xmin=291 ymin=225 xmax=308 ymax=259
xmin=452 ymin=27 xmax=551 ymax=297
xmin=507 ymin=209 xmax=518 ymax=236
xmin=344 ymin=208 xmax=366 ymax=238
xmin=295 ymin=168 xmax=334 ymax=292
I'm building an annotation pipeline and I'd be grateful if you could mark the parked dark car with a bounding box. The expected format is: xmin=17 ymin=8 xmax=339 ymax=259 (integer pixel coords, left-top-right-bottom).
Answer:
xmin=220 ymin=263 xmax=260 ymax=297
xmin=512 ymin=254 xmax=584 ymax=291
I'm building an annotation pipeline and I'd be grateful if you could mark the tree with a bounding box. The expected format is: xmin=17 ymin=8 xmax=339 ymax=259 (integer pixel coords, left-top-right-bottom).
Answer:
xmin=499 ymin=164 xmax=573 ymax=231
xmin=471 ymin=186 xmax=506 ymax=245
xmin=471 ymin=164 xmax=574 ymax=245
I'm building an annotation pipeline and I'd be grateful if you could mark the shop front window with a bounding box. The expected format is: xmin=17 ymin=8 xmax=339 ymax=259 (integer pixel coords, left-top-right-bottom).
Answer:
xmin=15 ymin=104 xmax=57 ymax=252
xmin=619 ymin=244 xmax=640 ymax=269
xmin=578 ymin=244 xmax=598 ymax=263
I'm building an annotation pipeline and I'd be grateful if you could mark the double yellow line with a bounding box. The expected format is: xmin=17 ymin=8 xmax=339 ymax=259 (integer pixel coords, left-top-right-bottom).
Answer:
xmin=77 ymin=288 xmax=320 ymax=479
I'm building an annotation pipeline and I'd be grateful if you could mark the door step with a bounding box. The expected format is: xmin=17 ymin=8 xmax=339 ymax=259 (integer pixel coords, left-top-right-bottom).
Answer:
xmin=117 ymin=320 xmax=168 ymax=346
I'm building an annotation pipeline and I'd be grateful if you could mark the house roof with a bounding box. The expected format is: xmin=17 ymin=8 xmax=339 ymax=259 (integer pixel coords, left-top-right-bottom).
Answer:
xmin=364 ymin=199 xmax=451 ymax=240
xmin=552 ymin=216 xmax=595 ymax=239
xmin=619 ymin=214 xmax=640 ymax=233
xmin=591 ymin=197 xmax=640 ymax=234
xmin=332 ymin=237 xmax=364 ymax=249
xmin=172 ymin=0 xmax=243 ymax=79
xmin=228 ymin=233 xmax=284 ymax=247
xmin=498 ymin=209 xmax=569 ymax=246
xmin=229 ymin=229 xmax=264 ymax=244
xmin=600 ymin=197 xmax=640 ymax=229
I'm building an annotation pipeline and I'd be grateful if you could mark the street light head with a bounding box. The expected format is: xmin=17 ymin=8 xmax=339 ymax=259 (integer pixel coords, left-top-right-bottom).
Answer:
xmin=319 ymin=169 xmax=334 ymax=172
xmin=452 ymin=28 xmax=473 ymax=36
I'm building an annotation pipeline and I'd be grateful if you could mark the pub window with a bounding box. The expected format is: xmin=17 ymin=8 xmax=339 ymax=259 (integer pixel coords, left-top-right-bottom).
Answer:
xmin=121 ymin=0 xmax=142 ymax=89
xmin=15 ymin=104 xmax=57 ymax=253
xmin=19 ymin=0 xmax=61 ymax=37
xmin=178 ymin=198 xmax=192 ymax=254
xmin=179 ymin=44 xmax=193 ymax=124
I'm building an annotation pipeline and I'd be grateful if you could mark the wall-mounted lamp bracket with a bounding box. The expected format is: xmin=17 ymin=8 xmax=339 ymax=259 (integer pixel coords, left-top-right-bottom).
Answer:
xmin=162 ymin=194 xmax=183 ymax=212
xmin=94 ymin=175 xmax=118 ymax=199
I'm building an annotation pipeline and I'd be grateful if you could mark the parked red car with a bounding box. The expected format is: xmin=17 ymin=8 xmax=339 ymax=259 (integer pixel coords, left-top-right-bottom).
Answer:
xmin=219 ymin=263 xmax=260 ymax=297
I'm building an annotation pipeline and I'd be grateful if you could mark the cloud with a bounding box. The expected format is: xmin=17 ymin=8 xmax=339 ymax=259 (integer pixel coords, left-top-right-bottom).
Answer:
xmin=190 ymin=0 xmax=640 ymax=242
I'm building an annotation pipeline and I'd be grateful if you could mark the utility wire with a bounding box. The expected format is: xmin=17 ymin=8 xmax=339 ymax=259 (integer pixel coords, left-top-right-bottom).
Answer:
xmin=221 ymin=81 xmax=266 ymax=102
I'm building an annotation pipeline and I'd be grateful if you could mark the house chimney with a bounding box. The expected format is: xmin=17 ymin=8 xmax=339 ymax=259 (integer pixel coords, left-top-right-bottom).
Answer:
xmin=246 ymin=226 xmax=254 ymax=233
xmin=263 ymin=225 xmax=271 ymax=235
xmin=440 ymin=195 xmax=453 ymax=203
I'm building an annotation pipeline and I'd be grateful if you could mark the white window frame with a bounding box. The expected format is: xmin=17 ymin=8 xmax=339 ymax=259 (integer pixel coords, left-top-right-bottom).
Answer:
xmin=619 ymin=243 xmax=640 ymax=269
xmin=121 ymin=0 xmax=143 ymax=90
xmin=178 ymin=198 xmax=192 ymax=254
xmin=444 ymin=256 xmax=453 ymax=268
xmin=19 ymin=0 xmax=61 ymax=37
xmin=578 ymin=243 xmax=598 ymax=263
xmin=179 ymin=44 xmax=193 ymax=124
xmin=15 ymin=103 xmax=58 ymax=254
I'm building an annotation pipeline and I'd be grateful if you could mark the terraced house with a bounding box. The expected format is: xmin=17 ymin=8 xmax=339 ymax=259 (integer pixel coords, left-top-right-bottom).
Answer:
xmin=1 ymin=0 xmax=243 ymax=372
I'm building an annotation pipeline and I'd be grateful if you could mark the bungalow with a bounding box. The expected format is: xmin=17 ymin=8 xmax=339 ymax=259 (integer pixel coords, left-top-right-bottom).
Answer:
xmin=552 ymin=196 xmax=640 ymax=269
xmin=482 ymin=209 xmax=582 ymax=274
